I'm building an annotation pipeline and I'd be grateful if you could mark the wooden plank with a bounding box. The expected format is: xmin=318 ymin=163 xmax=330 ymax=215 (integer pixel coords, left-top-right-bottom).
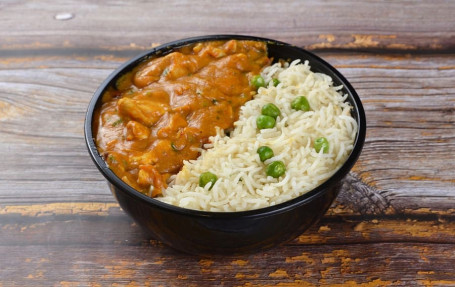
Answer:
xmin=1 ymin=243 xmax=454 ymax=286
xmin=2 ymin=201 xmax=455 ymax=285
xmin=2 ymin=203 xmax=455 ymax=247
xmin=1 ymin=1 xmax=455 ymax=54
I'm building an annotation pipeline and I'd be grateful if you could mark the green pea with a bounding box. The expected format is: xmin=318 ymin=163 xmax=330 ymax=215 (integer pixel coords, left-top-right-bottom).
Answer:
xmin=199 ymin=172 xmax=218 ymax=190
xmin=272 ymin=78 xmax=280 ymax=87
xmin=291 ymin=96 xmax=310 ymax=111
xmin=314 ymin=137 xmax=329 ymax=153
xmin=256 ymin=115 xmax=276 ymax=130
xmin=257 ymin=146 xmax=274 ymax=162
xmin=261 ymin=103 xmax=281 ymax=119
xmin=251 ymin=75 xmax=266 ymax=89
xmin=266 ymin=161 xmax=286 ymax=178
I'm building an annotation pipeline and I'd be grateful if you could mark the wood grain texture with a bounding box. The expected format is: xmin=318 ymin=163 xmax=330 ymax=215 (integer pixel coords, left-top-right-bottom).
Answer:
xmin=1 ymin=0 xmax=455 ymax=286
xmin=1 ymin=0 xmax=455 ymax=54
xmin=1 ymin=200 xmax=455 ymax=286
xmin=2 ymin=243 xmax=455 ymax=286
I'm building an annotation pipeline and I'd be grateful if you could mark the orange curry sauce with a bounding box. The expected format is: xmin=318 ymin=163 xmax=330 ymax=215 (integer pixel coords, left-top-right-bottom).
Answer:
xmin=94 ymin=40 xmax=270 ymax=197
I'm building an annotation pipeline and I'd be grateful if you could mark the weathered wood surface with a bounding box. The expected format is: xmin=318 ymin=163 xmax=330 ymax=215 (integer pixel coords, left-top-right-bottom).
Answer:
xmin=1 ymin=0 xmax=455 ymax=54
xmin=1 ymin=1 xmax=455 ymax=286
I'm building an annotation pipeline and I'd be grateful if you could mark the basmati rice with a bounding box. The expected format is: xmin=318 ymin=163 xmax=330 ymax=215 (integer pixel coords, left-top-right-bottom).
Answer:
xmin=158 ymin=60 xmax=358 ymax=211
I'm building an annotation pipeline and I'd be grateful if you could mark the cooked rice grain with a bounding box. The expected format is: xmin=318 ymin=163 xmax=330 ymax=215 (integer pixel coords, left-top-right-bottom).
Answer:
xmin=158 ymin=60 xmax=357 ymax=211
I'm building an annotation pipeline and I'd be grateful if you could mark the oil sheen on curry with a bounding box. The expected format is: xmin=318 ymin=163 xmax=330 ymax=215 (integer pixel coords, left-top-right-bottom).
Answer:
xmin=94 ymin=40 xmax=270 ymax=197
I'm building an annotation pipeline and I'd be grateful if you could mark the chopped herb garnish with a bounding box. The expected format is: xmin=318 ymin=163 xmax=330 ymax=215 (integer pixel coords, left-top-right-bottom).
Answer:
xmin=112 ymin=118 xmax=123 ymax=127
xmin=162 ymin=67 xmax=170 ymax=77
xmin=171 ymin=142 xmax=184 ymax=151
xmin=212 ymin=99 xmax=218 ymax=104
xmin=108 ymin=155 xmax=117 ymax=163
xmin=171 ymin=142 xmax=178 ymax=151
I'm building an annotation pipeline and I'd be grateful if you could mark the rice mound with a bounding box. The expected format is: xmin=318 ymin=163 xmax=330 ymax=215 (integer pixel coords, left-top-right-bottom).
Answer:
xmin=158 ymin=60 xmax=358 ymax=211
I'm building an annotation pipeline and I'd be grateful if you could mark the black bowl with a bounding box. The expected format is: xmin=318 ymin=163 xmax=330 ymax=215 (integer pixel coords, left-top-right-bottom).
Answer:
xmin=84 ymin=35 xmax=366 ymax=255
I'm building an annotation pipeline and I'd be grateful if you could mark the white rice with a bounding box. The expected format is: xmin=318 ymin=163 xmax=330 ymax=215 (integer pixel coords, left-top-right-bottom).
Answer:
xmin=158 ymin=60 xmax=358 ymax=211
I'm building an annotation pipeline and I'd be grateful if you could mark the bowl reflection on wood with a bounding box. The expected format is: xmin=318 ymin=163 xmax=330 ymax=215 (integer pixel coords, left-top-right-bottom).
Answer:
xmin=84 ymin=35 xmax=366 ymax=254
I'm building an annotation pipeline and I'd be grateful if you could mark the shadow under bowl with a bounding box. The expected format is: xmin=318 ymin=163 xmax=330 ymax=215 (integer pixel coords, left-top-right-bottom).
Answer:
xmin=84 ymin=35 xmax=366 ymax=255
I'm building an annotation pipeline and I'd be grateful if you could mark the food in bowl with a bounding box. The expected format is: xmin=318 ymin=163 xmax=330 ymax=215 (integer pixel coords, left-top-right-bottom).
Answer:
xmin=160 ymin=60 xmax=358 ymax=211
xmin=93 ymin=40 xmax=270 ymax=197
xmin=93 ymin=39 xmax=357 ymax=212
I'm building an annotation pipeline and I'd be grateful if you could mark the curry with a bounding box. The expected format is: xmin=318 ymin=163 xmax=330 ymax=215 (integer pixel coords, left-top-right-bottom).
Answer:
xmin=94 ymin=40 xmax=270 ymax=197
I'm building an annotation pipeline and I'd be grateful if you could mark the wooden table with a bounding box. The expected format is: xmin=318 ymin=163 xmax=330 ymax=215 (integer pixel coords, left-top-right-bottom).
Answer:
xmin=1 ymin=1 xmax=454 ymax=286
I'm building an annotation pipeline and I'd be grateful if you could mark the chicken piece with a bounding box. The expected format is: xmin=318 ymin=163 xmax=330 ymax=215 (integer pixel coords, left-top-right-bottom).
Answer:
xmin=223 ymin=40 xmax=238 ymax=54
xmin=198 ymin=55 xmax=252 ymax=96
xmin=168 ymin=91 xmax=201 ymax=114
xmin=117 ymin=97 xmax=167 ymax=126
xmin=151 ymin=139 xmax=184 ymax=173
xmin=192 ymin=43 xmax=204 ymax=53
xmin=137 ymin=165 xmax=167 ymax=197
xmin=125 ymin=120 xmax=150 ymax=141
xmin=129 ymin=151 xmax=158 ymax=166
xmin=207 ymin=47 xmax=226 ymax=59
xmin=156 ymin=112 xmax=188 ymax=138
xmin=115 ymin=72 xmax=134 ymax=92
xmin=165 ymin=53 xmax=200 ymax=80
xmin=134 ymin=55 xmax=171 ymax=88
xmin=134 ymin=52 xmax=202 ymax=87
xmin=140 ymin=86 xmax=170 ymax=103
xmin=185 ymin=102 xmax=233 ymax=141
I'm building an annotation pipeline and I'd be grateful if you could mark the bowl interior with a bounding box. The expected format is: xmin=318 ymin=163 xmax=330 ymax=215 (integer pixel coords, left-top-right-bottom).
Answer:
xmin=84 ymin=35 xmax=366 ymax=218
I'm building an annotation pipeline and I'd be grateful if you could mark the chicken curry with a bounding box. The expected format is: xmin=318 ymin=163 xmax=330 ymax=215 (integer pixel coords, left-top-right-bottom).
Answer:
xmin=94 ymin=40 xmax=270 ymax=197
